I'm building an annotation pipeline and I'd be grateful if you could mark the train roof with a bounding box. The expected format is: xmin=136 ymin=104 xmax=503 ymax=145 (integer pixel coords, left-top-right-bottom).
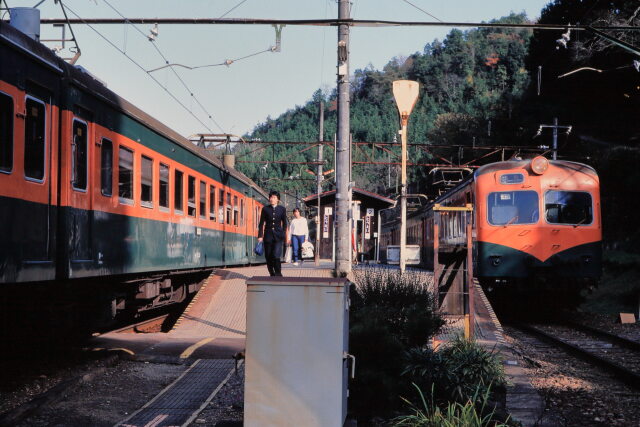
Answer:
xmin=0 ymin=21 xmax=266 ymax=199
xmin=474 ymin=158 xmax=598 ymax=178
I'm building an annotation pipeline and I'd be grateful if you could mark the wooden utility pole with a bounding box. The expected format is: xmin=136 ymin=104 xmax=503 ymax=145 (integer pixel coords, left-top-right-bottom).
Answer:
xmin=335 ymin=0 xmax=351 ymax=276
xmin=315 ymin=102 xmax=324 ymax=266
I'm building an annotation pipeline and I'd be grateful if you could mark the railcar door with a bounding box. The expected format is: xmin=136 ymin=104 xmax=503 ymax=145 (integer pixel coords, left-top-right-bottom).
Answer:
xmin=66 ymin=109 xmax=93 ymax=267
xmin=19 ymin=91 xmax=57 ymax=280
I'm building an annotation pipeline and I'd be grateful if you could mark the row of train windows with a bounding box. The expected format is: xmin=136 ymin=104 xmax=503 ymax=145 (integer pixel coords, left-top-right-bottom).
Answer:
xmin=0 ymin=93 xmax=46 ymax=180
xmin=0 ymin=92 xmax=250 ymax=228
xmin=102 ymin=142 xmax=247 ymax=226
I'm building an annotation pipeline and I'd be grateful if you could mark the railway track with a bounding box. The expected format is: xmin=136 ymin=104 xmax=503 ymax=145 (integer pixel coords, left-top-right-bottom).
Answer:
xmin=512 ymin=322 xmax=640 ymax=390
xmin=105 ymin=314 xmax=172 ymax=335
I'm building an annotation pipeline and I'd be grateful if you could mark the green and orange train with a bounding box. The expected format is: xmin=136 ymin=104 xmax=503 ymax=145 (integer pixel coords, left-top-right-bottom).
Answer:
xmin=381 ymin=156 xmax=602 ymax=299
xmin=0 ymin=21 xmax=266 ymax=320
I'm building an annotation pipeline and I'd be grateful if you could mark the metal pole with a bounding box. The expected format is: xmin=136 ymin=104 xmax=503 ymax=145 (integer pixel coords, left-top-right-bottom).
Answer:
xmin=400 ymin=121 xmax=408 ymax=273
xmin=335 ymin=0 xmax=351 ymax=276
xmin=466 ymin=209 xmax=475 ymax=339
xmin=316 ymin=102 xmax=324 ymax=266
xmin=433 ymin=212 xmax=440 ymax=308
xmin=552 ymin=117 xmax=558 ymax=160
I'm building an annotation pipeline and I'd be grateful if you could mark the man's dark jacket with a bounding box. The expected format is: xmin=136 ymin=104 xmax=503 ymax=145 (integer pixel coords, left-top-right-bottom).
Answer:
xmin=258 ymin=205 xmax=288 ymax=242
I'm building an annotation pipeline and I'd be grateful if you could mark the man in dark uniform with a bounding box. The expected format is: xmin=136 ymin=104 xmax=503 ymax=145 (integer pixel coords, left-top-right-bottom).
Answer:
xmin=258 ymin=190 xmax=288 ymax=276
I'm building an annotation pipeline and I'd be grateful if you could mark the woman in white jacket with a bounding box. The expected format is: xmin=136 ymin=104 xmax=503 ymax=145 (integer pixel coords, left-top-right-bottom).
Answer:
xmin=287 ymin=208 xmax=309 ymax=265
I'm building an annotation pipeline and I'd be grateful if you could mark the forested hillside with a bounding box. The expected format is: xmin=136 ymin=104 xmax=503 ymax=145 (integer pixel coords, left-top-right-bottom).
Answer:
xmin=234 ymin=1 xmax=640 ymax=250
xmin=235 ymin=13 xmax=533 ymax=196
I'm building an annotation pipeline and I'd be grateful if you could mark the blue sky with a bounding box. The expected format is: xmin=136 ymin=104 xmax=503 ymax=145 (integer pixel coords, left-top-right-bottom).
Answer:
xmin=32 ymin=0 xmax=551 ymax=137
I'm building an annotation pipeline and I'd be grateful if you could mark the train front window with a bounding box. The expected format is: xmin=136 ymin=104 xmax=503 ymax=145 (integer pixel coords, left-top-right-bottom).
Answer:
xmin=118 ymin=146 xmax=134 ymax=202
xmin=0 ymin=92 xmax=13 ymax=173
xmin=24 ymin=97 xmax=46 ymax=181
xmin=545 ymin=191 xmax=593 ymax=225
xmin=487 ymin=191 xmax=539 ymax=225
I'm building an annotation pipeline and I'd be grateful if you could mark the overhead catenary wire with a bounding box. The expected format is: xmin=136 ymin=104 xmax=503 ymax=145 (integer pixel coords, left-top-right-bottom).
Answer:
xmin=101 ymin=0 xmax=225 ymax=133
xmin=218 ymin=0 xmax=249 ymax=19
xmin=399 ymin=0 xmax=443 ymax=22
xmin=61 ymin=2 xmax=218 ymax=134
xmin=145 ymin=47 xmax=275 ymax=72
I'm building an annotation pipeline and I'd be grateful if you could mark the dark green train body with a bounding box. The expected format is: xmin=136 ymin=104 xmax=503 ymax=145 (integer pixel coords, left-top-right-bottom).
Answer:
xmin=0 ymin=21 xmax=266 ymax=322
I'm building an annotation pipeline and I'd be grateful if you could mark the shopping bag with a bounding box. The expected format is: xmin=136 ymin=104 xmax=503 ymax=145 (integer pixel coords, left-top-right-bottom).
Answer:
xmin=254 ymin=241 xmax=264 ymax=256
xmin=301 ymin=241 xmax=314 ymax=259
xmin=284 ymin=245 xmax=292 ymax=263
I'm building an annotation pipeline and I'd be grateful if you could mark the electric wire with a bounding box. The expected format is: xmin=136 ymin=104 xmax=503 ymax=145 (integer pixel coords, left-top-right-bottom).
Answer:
xmin=399 ymin=0 xmax=443 ymax=22
xmin=62 ymin=2 xmax=218 ymax=133
xmin=145 ymin=47 xmax=274 ymax=72
xmin=218 ymin=0 xmax=248 ymax=19
xmin=103 ymin=0 xmax=274 ymax=85
xmin=102 ymin=0 xmax=224 ymax=133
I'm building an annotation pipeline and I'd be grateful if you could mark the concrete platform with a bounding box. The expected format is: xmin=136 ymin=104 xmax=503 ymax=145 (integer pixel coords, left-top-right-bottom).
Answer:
xmin=104 ymin=263 xmax=543 ymax=426
xmin=107 ymin=264 xmax=336 ymax=427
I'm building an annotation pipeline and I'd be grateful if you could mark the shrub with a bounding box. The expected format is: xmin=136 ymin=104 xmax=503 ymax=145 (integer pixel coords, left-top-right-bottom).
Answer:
xmin=351 ymin=269 xmax=445 ymax=348
xmin=403 ymin=336 xmax=506 ymax=405
xmin=348 ymin=268 xmax=445 ymax=419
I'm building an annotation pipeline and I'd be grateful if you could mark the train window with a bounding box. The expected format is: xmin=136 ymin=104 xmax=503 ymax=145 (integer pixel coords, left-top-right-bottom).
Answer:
xmin=233 ymin=195 xmax=239 ymax=226
xmin=487 ymin=191 xmax=539 ymax=225
xmin=256 ymin=206 xmax=260 ymax=231
xmin=545 ymin=191 xmax=593 ymax=225
xmin=0 ymin=92 xmax=13 ymax=173
xmin=174 ymin=170 xmax=183 ymax=214
xmin=159 ymin=163 xmax=169 ymax=209
xmin=100 ymin=139 xmax=113 ymax=196
xmin=218 ymin=189 xmax=225 ymax=224
xmin=141 ymin=155 xmax=153 ymax=207
xmin=187 ymin=176 xmax=196 ymax=217
xmin=24 ymin=97 xmax=46 ymax=181
xmin=209 ymin=185 xmax=216 ymax=221
xmin=500 ymin=173 xmax=524 ymax=185
xmin=118 ymin=146 xmax=134 ymax=203
xmin=226 ymin=193 xmax=232 ymax=225
xmin=240 ymin=199 xmax=245 ymax=226
xmin=199 ymin=181 xmax=206 ymax=219
xmin=71 ymin=119 xmax=88 ymax=191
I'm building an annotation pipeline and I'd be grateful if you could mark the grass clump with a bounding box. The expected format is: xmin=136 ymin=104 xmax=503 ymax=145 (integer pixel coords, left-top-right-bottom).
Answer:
xmin=403 ymin=336 xmax=506 ymax=405
xmin=392 ymin=384 xmax=510 ymax=427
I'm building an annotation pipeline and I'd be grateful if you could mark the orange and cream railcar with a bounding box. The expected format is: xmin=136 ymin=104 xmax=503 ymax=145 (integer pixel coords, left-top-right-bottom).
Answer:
xmin=381 ymin=156 xmax=601 ymax=294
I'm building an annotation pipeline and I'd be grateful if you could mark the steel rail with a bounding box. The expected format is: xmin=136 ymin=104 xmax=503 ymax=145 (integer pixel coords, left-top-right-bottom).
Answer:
xmin=103 ymin=314 xmax=170 ymax=335
xmin=562 ymin=321 xmax=640 ymax=352
xmin=514 ymin=323 xmax=640 ymax=391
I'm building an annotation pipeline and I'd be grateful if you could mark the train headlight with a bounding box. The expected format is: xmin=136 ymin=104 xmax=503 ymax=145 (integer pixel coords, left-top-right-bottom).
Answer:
xmin=531 ymin=156 xmax=549 ymax=175
xmin=491 ymin=256 xmax=502 ymax=266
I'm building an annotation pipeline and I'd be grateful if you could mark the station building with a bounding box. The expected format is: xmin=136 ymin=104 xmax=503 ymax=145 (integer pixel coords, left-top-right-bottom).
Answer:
xmin=303 ymin=188 xmax=395 ymax=263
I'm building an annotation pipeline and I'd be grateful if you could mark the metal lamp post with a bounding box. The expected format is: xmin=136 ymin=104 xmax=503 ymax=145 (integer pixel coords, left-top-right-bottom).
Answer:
xmin=392 ymin=80 xmax=420 ymax=273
